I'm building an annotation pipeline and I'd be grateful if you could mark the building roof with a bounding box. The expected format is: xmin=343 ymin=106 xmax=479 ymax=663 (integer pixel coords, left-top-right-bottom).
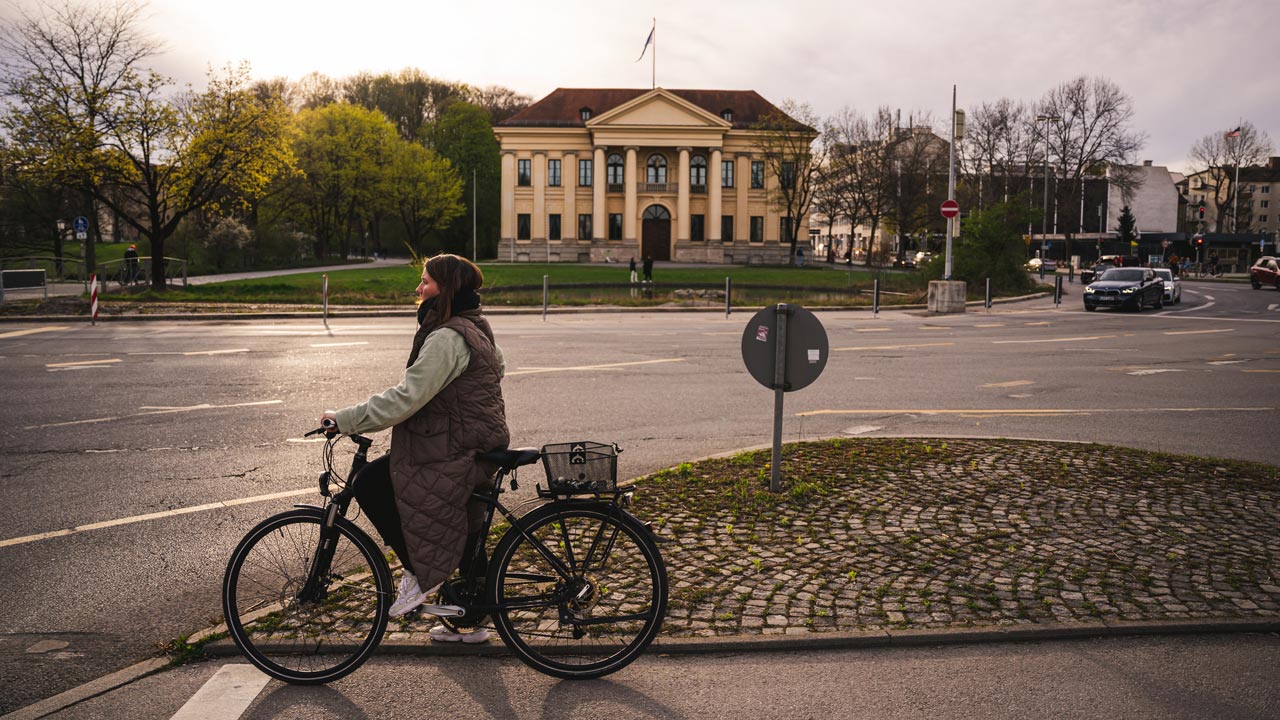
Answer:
xmin=498 ymin=88 xmax=805 ymax=130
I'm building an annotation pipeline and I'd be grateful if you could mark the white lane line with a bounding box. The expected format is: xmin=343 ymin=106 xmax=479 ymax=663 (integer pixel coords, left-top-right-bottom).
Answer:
xmin=1208 ymin=360 xmax=1247 ymax=365
xmin=855 ymin=327 xmax=892 ymax=332
xmin=797 ymin=406 xmax=1275 ymax=417
xmin=1268 ymin=304 xmax=1278 ymax=311
xmin=45 ymin=358 xmax=121 ymax=368
xmin=1127 ymin=369 xmax=1185 ymax=376
xmin=1243 ymin=369 xmax=1280 ymax=373
xmin=974 ymin=323 xmax=1005 ymax=328
xmin=20 ymin=399 xmax=283 ymax=431
xmin=0 ymin=326 xmax=71 ymax=339
xmin=1165 ymin=328 xmax=1234 ymax=336
xmin=184 ymin=348 xmax=249 ymax=356
xmin=832 ymin=342 xmax=954 ymax=352
xmin=169 ymin=664 xmax=270 ymax=720
xmin=0 ymin=487 xmax=313 ymax=549
xmin=310 ymin=341 xmax=369 ymax=347
xmin=992 ymin=335 xmax=1117 ymax=344
xmin=507 ymin=358 xmax=685 ymax=376
xmin=981 ymin=380 xmax=1034 ymax=388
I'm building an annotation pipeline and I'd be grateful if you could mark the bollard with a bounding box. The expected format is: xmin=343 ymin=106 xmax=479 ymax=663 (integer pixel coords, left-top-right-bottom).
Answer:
xmin=725 ymin=276 xmax=732 ymax=318
xmin=872 ymin=277 xmax=880 ymax=318
xmin=542 ymin=274 xmax=549 ymax=321
xmin=322 ymin=274 xmax=329 ymax=329
xmin=90 ymin=274 xmax=98 ymax=325
xmin=1054 ymin=275 xmax=1063 ymax=306
xmin=985 ymin=277 xmax=992 ymax=311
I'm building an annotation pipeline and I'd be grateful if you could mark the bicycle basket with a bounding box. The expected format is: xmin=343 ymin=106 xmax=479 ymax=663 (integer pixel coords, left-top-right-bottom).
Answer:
xmin=540 ymin=441 xmax=619 ymax=494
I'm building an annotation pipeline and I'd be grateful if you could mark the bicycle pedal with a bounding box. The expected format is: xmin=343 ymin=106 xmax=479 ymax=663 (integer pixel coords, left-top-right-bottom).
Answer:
xmin=420 ymin=604 xmax=465 ymax=618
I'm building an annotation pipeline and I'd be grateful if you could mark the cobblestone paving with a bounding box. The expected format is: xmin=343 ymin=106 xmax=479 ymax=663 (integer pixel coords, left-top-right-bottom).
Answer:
xmin=382 ymin=438 xmax=1280 ymax=642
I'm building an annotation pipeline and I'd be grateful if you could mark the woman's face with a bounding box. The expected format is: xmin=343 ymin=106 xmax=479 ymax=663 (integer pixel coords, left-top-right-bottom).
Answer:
xmin=417 ymin=268 xmax=441 ymax=301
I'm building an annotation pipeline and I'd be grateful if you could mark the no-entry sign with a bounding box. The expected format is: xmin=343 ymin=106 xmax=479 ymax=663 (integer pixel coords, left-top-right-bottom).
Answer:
xmin=940 ymin=199 xmax=960 ymax=219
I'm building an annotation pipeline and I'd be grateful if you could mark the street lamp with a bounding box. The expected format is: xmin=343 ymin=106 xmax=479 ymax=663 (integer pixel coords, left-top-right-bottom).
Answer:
xmin=1036 ymin=114 xmax=1060 ymax=264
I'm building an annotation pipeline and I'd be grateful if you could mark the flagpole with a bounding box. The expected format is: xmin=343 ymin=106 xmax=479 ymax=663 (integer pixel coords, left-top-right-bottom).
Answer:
xmin=651 ymin=18 xmax=656 ymax=89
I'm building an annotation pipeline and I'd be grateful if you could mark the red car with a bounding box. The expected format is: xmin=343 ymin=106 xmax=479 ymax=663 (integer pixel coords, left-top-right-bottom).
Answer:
xmin=1250 ymin=256 xmax=1280 ymax=290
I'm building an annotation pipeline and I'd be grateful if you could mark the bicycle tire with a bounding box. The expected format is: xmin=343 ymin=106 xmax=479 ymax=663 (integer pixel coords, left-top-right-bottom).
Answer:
xmin=222 ymin=508 xmax=391 ymax=684
xmin=489 ymin=503 xmax=667 ymax=680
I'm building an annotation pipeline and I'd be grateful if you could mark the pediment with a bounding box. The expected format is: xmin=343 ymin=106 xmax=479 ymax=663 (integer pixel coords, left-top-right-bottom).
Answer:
xmin=588 ymin=89 xmax=730 ymax=129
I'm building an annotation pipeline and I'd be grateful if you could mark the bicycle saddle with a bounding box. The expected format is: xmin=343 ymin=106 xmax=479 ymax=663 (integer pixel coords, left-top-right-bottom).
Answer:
xmin=477 ymin=447 xmax=541 ymax=470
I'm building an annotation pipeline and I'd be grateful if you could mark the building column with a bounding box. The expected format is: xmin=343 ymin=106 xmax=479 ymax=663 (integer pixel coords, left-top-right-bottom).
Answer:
xmin=624 ymin=147 xmax=638 ymax=244
xmin=592 ymin=146 xmax=606 ymax=240
xmin=709 ymin=148 xmax=723 ymax=242
xmin=677 ymin=147 xmax=691 ymax=243
xmin=737 ymin=154 xmax=750 ymax=241
xmin=532 ymin=151 xmax=546 ymax=242
xmin=563 ymin=151 xmax=576 ymax=241
xmin=500 ymin=151 xmax=516 ymax=242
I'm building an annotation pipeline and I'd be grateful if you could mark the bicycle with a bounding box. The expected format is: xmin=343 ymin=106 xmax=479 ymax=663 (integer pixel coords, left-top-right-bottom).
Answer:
xmin=221 ymin=429 xmax=668 ymax=684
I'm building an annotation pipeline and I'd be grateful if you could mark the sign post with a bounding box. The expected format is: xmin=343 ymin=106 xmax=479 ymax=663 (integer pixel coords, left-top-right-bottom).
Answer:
xmin=741 ymin=304 xmax=828 ymax=492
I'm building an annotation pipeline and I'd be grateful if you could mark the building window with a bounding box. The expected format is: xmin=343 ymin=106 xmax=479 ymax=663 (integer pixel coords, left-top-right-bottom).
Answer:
xmin=548 ymin=214 xmax=561 ymax=240
xmin=578 ymin=213 xmax=593 ymax=239
xmin=721 ymin=109 xmax=733 ymax=122
xmin=1262 ymin=186 xmax=1270 ymax=194
xmin=1262 ymin=200 xmax=1270 ymax=209
xmin=580 ymin=107 xmax=592 ymax=122
xmin=780 ymin=162 xmax=796 ymax=190
xmin=547 ymin=159 xmax=561 ymax=187
xmin=517 ymin=159 xmax=531 ymax=187
xmin=721 ymin=215 xmax=734 ymax=242
xmin=579 ymin=158 xmax=593 ymax=186
xmin=517 ymin=213 xmax=531 ymax=240
xmin=691 ymin=214 xmax=705 ymax=242
xmin=690 ymin=155 xmax=707 ymax=190
xmin=646 ymin=154 xmax=667 ymax=184
xmin=608 ymin=213 xmax=623 ymax=240
xmin=721 ymin=160 xmax=734 ymax=188
xmin=780 ymin=216 xmax=793 ymax=243
xmin=750 ymin=161 xmax=764 ymax=189
xmin=750 ymin=216 xmax=764 ymax=242
xmin=1260 ymin=215 xmax=1269 ymax=223
xmin=607 ymin=153 xmax=624 ymax=187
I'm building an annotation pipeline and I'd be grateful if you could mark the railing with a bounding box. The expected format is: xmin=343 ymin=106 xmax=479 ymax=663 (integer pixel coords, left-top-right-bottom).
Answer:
xmin=97 ymin=256 xmax=189 ymax=289
xmin=607 ymin=183 xmax=624 ymax=193
xmin=640 ymin=182 xmax=678 ymax=194
xmin=690 ymin=184 xmax=707 ymax=195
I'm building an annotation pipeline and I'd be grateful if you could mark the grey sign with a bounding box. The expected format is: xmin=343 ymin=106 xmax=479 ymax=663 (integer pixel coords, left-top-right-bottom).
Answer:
xmin=740 ymin=304 xmax=828 ymax=392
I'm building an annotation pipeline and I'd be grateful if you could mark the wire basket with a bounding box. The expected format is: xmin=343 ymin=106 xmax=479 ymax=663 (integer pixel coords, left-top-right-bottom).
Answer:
xmin=540 ymin=441 xmax=619 ymax=495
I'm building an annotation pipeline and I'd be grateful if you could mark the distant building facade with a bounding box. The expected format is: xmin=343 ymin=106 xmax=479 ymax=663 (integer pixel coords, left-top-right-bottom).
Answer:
xmin=493 ymin=88 xmax=814 ymax=264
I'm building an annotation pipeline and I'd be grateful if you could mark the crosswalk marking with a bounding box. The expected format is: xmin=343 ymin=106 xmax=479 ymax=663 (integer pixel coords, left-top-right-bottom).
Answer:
xmin=170 ymin=664 xmax=270 ymax=720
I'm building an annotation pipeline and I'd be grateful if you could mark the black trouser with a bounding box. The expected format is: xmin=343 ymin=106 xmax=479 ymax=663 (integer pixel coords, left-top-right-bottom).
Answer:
xmin=351 ymin=454 xmax=487 ymax=587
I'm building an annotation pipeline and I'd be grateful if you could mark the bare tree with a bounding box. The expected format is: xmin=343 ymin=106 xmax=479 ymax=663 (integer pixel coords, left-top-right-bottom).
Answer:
xmin=883 ymin=114 xmax=949 ymax=261
xmin=1037 ymin=76 xmax=1146 ymax=257
xmin=1188 ymin=121 xmax=1274 ymax=232
xmin=958 ymin=98 xmax=1036 ymax=210
xmin=751 ymin=100 xmax=820 ymax=256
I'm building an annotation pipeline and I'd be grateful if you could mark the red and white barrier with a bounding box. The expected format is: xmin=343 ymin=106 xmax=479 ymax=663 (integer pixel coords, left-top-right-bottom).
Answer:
xmin=90 ymin=274 xmax=98 ymax=325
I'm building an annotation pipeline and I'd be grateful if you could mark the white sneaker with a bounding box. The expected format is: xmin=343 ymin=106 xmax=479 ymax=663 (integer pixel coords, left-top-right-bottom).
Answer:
xmin=389 ymin=574 xmax=440 ymax=618
xmin=428 ymin=624 xmax=490 ymax=644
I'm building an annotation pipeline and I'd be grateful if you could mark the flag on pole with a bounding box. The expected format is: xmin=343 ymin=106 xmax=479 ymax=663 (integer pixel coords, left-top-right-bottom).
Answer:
xmin=635 ymin=27 xmax=654 ymax=62
xmin=1224 ymin=126 xmax=1242 ymax=138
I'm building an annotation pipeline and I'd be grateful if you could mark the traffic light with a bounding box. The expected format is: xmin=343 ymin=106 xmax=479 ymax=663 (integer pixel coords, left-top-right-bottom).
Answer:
xmin=1198 ymin=206 xmax=1205 ymax=220
xmin=1194 ymin=235 xmax=1204 ymax=247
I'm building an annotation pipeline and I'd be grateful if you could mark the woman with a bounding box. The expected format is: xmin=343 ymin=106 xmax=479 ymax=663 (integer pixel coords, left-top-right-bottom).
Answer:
xmin=322 ymin=254 xmax=508 ymax=643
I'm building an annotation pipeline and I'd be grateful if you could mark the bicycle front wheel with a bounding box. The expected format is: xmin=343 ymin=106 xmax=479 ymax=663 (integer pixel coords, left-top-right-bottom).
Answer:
xmin=489 ymin=504 xmax=668 ymax=680
xmin=222 ymin=509 xmax=391 ymax=684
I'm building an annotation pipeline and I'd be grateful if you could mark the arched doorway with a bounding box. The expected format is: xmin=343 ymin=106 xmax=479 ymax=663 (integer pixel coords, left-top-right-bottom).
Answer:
xmin=641 ymin=204 xmax=671 ymax=261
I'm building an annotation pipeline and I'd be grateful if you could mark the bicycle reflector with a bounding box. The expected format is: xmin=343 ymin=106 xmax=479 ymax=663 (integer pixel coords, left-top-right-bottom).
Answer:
xmin=318 ymin=470 xmax=332 ymax=497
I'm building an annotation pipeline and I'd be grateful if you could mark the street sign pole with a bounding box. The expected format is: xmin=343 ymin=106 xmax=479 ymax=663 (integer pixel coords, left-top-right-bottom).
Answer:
xmin=945 ymin=84 xmax=956 ymax=280
xmin=770 ymin=304 xmax=788 ymax=492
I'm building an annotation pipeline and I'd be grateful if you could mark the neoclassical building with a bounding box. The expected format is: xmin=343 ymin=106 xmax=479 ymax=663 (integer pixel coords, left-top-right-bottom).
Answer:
xmin=494 ymin=88 xmax=813 ymax=264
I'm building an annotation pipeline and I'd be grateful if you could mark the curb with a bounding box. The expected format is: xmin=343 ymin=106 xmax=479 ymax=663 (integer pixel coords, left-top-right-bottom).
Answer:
xmin=0 ymin=657 xmax=169 ymax=720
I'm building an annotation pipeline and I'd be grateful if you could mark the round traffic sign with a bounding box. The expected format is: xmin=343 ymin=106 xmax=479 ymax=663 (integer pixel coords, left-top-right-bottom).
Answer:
xmin=73 ymin=216 xmax=89 ymax=233
xmin=741 ymin=304 xmax=828 ymax=392
xmin=940 ymin=199 xmax=959 ymax=219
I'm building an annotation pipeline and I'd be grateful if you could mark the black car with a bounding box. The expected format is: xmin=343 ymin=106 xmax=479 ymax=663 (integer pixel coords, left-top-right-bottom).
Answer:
xmin=1083 ymin=267 xmax=1165 ymax=311
xmin=1080 ymin=263 xmax=1115 ymax=285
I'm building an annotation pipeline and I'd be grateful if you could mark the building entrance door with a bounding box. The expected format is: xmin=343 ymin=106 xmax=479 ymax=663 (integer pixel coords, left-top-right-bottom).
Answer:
xmin=641 ymin=205 xmax=671 ymax=261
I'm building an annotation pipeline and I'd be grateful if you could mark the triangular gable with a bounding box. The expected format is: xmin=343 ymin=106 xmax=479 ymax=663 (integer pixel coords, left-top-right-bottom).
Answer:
xmin=588 ymin=88 xmax=731 ymax=129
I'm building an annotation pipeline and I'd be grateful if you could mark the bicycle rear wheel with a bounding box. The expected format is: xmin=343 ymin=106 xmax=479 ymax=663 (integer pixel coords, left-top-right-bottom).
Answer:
xmin=222 ymin=509 xmax=391 ymax=684
xmin=489 ymin=504 xmax=667 ymax=680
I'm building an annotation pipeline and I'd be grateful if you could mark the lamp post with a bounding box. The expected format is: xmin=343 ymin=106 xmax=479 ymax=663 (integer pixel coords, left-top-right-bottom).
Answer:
xmin=1036 ymin=114 xmax=1060 ymax=264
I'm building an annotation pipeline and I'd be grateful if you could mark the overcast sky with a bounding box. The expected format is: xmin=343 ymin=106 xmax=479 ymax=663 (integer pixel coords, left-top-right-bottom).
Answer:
xmin=6 ymin=0 xmax=1278 ymax=173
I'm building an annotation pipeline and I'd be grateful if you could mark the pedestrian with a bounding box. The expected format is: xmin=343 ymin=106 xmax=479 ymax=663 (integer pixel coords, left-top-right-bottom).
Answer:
xmin=123 ymin=244 xmax=139 ymax=284
xmin=629 ymin=256 xmax=638 ymax=284
xmin=1168 ymin=253 xmax=1179 ymax=277
xmin=795 ymin=247 xmax=805 ymax=268
xmin=642 ymin=255 xmax=653 ymax=282
xmin=321 ymin=253 xmax=509 ymax=644
xmin=1208 ymin=250 xmax=1219 ymax=276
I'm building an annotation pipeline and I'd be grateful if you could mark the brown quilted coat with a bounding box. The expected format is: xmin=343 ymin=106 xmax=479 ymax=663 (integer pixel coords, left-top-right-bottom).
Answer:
xmin=389 ymin=308 xmax=509 ymax=590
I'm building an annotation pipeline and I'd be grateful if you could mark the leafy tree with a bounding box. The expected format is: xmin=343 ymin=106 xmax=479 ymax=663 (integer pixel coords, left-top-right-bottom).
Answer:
xmin=387 ymin=141 xmax=463 ymax=255
xmin=1188 ymin=121 xmax=1274 ymax=233
xmin=927 ymin=198 xmax=1036 ymax=294
xmin=751 ymin=100 xmax=821 ymax=256
xmin=426 ymin=102 xmax=500 ymax=258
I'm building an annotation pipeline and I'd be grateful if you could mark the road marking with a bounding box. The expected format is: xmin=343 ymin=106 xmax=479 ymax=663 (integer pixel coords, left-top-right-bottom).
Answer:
xmin=1024 ymin=322 xmax=1051 ymax=326
xmin=310 ymin=341 xmax=369 ymax=347
xmin=184 ymin=348 xmax=249 ymax=356
xmin=974 ymin=323 xmax=1005 ymax=328
xmin=981 ymin=380 xmax=1034 ymax=388
xmin=919 ymin=325 xmax=950 ymax=330
xmin=992 ymin=335 xmax=1117 ymax=344
xmin=169 ymin=664 xmax=270 ymax=720
xmin=45 ymin=358 xmax=121 ymax=368
xmin=842 ymin=425 xmax=883 ymax=435
xmin=1164 ymin=328 xmax=1234 ymax=336
xmin=1208 ymin=360 xmax=1247 ymax=365
xmin=1269 ymin=304 xmax=1278 ymax=311
xmin=507 ymin=358 xmax=685 ymax=376
xmin=832 ymin=342 xmax=954 ymax=352
xmin=855 ymin=327 xmax=891 ymax=332
xmin=20 ymin=399 xmax=283 ymax=431
xmin=797 ymin=406 xmax=1274 ymax=418
xmin=0 ymin=326 xmax=71 ymax=339
xmin=0 ymin=487 xmax=312 ymax=549
xmin=1127 ymin=369 xmax=1185 ymax=376
xmin=1243 ymin=369 xmax=1280 ymax=373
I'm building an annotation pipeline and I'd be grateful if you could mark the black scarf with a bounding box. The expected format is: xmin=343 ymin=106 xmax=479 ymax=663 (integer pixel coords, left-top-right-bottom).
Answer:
xmin=416 ymin=287 xmax=482 ymax=328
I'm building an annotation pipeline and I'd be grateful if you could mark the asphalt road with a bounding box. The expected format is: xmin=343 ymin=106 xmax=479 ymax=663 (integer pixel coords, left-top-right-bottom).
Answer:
xmin=1 ymin=279 xmax=1278 ymax=714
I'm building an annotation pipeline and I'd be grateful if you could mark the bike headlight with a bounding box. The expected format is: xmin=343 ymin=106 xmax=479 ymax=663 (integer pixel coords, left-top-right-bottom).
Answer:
xmin=1121 ymin=287 xmax=1137 ymax=294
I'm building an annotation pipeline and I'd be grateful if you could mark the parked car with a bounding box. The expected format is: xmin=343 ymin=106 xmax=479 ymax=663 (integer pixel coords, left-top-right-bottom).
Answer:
xmin=1083 ymin=267 xmax=1165 ymax=312
xmin=1152 ymin=267 xmax=1181 ymax=304
xmin=1026 ymin=257 xmax=1057 ymax=272
xmin=1080 ymin=262 xmax=1116 ymax=285
xmin=1250 ymin=256 xmax=1280 ymax=290
xmin=893 ymin=255 xmax=916 ymax=269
